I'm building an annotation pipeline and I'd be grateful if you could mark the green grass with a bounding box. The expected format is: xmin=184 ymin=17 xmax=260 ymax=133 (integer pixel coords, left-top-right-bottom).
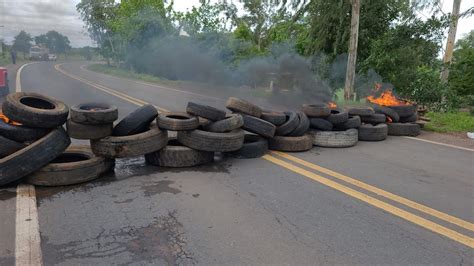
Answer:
xmin=425 ymin=111 xmax=474 ymax=133
xmin=87 ymin=64 xmax=163 ymax=84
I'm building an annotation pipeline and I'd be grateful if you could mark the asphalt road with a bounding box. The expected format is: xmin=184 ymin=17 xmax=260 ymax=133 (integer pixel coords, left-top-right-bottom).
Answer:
xmin=1 ymin=61 xmax=473 ymax=265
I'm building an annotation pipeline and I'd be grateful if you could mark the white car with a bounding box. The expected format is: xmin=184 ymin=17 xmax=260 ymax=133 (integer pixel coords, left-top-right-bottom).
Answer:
xmin=48 ymin=54 xmax=57 ymax=61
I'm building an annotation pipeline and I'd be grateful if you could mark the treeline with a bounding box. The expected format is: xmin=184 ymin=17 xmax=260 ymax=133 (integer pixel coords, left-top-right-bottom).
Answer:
xmin=76 ymin=0 xmax=473 ymax=110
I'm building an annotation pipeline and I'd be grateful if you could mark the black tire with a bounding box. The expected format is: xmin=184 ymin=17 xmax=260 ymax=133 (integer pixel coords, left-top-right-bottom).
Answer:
xmin=268 ymin=134 xmax=313 ymax=152
xmin=346 ymin=106 xmax=374 ymax=116
xmin=241 ymin=114 xmax=276 ymax=138
xmin=0 ymin=128 xmax=71 ymax=186
xmin=302 ymin=104 xmax=331 ymax=117
xmin=186 ymin=102 xmax=226 ymax=121
xmin=335 ymin=115 xmax=361 ymax=130
xmin=388 ymin=123 xmax=420 ymax=136
xmin=112 ymin=104 xmax=158 ymax=136
xmin=289 ymin=111 xmax=310 ymax=136
xmin=177 ymin=129 xmax=245 ymax=152
xmin=327 ymin=108 xmax=349 ymax=125
xmin=360 ymin=113 xmax=386 ymax=124
xmin=145 ymin=138 xmax=214 ymax=167
xmin=374 ymin=106 xmax=400 ymax=123
xmin=261 ymin=111 xmax=286 ymax=126
xmin=399 ymin=113 xmax=417 ymax=123
xmin=2 ymin=92 xmax=69 ymax=128
xmin=387 ymin=105 xmax=416 ymax=118
xmin=226 ymin=97 xmax=262 ymax=117
xmin=309 ymin=118 xmax=333 ymax=131
xmin=310 ymin=128 xmax=358 ymax=148
xmin=0 ymin=119 xmax=50 ymax=142
xmin=157 ymin=112 xmax=199 ymax=131
xmin=0 ymin=135 xmax=26 ymax=157
xmin=275 ymin=111 xmax=299 ymax=136
xmin=24 ymin=146 xmax=114 ymax=186
xmin=91 ymin=124 xmax=168 ymax=158
xmin=358 ymin=123 xmax=388 ymax=141
xmin=203 ymin=114 xmax=243 ymax=133
xmin=66 ymin=119 xmax=113 ymax=140
xmin=70 ymin=103 xmax=118 ymax=125
xmin=228 ymin=134 xmax=268 ymax=158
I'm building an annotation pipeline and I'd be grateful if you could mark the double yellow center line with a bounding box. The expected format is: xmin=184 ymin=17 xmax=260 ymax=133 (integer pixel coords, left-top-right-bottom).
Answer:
xmin=54 ymin=63 xmax=474 ymax=249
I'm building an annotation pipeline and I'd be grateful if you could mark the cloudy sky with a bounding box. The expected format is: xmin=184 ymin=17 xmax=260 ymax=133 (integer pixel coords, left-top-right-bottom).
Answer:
xmin=0 ymin=0 xmax=473 ymax=48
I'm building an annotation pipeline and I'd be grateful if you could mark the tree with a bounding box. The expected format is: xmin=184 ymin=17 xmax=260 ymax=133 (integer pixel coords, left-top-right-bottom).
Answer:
xmin=12 ymin=30 xmax=33 ymax=59
xmin=343 ymin=0 xmax=360 ymax=100
xmin=449 ymin=30 xmax=474 ymax=96
xmin=35 ymin=31 xmax=71 ymax=56
xmin=440 ymin=0 xmax=461 ymax=82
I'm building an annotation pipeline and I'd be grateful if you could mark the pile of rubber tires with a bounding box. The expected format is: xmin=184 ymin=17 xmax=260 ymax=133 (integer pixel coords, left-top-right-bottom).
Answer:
xmin=373 ymin=104 xmax=421 ymax=137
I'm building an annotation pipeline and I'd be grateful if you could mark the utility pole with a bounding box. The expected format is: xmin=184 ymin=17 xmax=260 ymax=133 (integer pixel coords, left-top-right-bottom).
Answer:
xmin=344 ymin=0 xmax=361 ymax=100
xmin=440 ymin=0 xmax=461 ymax=83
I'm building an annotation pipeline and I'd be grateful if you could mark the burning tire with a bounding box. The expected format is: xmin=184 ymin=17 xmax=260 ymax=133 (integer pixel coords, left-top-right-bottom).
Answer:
xmin=358 ymin=123 xmax=388 ymax=141
xmin=388 ymin=123 xmax=420 ymax=136
xmin=112 ymin=104 xmax=158 ymax=136
xmin=145 ymin=138 xmax=214 ymax=167
xmin=203 ymin=114 xmax=243 ymax=133
xmin=228 ymin=134 xmax=268 ymax=159
xmin=91 ymin=124 xmax=168 ymax=158
xmin=177 ymin=129 xmax=245 ymax=152
xmin=70 ymin=103 xmax=118 ymax=125
xmin=302 ymin=104 xmax=331 ymax=117
xmin=226 ymin=97 xmax=262 ymax=117
xmin=2 ymin=92 xmax=69 ymax=128
xmin=309 ymin=118 xmax=333 ymax=131
xmin=157 ymin=112 xmax=199 ymax=131
xmin=327 ymin=108 xmax=349 ymax=125
xmin=399 ymin=113 xmax=417 ymax=123
xmin=24 ymin=146 xmax=114 ymax=186
xmin=0 ymin=128 xmax=71 ymax=186
xmin=374 ymin=106 xmax=400 ymax=123
xmin=275 ymin=111 xmax=299 ymax=136
xmin=335 ymin=115 xmax=361 ymax=130
xmin=387 ymin=105 xmax=416 ymax=118
xmin=66 ymin=119 xmax=113 ymax=140
xmin=310 ymin=128 xmax=358 ymax=148
xmin=241 ymin=114 xmax=276 ymax=138
xmin=289 ymin=112 xmax=310 ymax=136
xmin=360 ymin=113 xmax=386 ymax=124
xmin=268 ymin=134 xmax=313 ymax=152
xmin=346 ymin=106 xmax=374 ymax=116
xmin=0 ymin=135 xmax=26 ymax=157
xmin=0 ymin=119 xmax=50 ymax=142
xmin=261 ymin=111 xmax=286 ymax=126
xmin=187 ymin=102 xmax=226 ymax=121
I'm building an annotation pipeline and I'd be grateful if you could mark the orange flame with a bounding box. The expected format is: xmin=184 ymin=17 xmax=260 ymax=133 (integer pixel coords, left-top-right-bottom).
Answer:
xmin=328 ymin=102 xmax=337 ymax=109
xmin=0 ymin=112 xmax=21 ymax=125
xmin=367 ymin=89 xmax=410 ymax=106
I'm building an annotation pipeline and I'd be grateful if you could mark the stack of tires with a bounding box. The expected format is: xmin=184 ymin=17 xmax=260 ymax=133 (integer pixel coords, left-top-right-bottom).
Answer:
xmin=346 ymin=106 xmax=388 ymax=142
xmin=304 ymin=104 xmax=359 ymax=147
xmin=374 ymin=105 xmax=420 ymax=137
xmin=0 ymin=92 xmax=113 ymax=187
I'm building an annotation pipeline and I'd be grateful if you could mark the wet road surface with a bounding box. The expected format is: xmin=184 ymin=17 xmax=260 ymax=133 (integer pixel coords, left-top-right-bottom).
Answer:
xmin=1 ymin=61 xmax=473 ymax=265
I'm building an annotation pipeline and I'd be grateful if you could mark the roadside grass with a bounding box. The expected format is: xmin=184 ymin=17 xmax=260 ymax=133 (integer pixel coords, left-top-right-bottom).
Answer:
xmin=425 ymin=111 xmax=474 ymax=133
xmin=88 ymin=64 xmax=164 ymax=84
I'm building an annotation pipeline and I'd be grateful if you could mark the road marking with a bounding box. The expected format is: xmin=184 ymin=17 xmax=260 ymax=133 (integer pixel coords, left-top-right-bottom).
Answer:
xmin=54 ymin=64 xmax=168 ymax=112
xmin=15 ymin=62 xmax=37 ymax=92
xmin=263 ymin=154 xmax=474 ymax=248
xmin=15 ymin=184 xmax=42 ymax=266
xmin=403 ymin=136 xmax=474 ymax=152
xmin=271 ymin=151 xmax=474 ymax=232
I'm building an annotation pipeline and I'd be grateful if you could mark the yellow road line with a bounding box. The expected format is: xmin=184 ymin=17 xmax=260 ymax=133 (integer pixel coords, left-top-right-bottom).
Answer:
xmin=54 ymin=64 xmax=169 ymax=112
xmin=263 ymin=154 xmax=474 ymax=248
xmin=271 ymin=151 xmax=474 ymax=232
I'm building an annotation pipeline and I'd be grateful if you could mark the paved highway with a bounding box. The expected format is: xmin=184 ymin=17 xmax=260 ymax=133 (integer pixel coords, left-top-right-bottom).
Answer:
xmin=1 ymin=61 xmax=473 ymax=265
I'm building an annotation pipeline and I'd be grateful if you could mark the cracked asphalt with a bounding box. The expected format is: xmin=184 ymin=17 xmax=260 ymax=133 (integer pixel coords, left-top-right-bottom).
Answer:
xmin=0 ymin=61 xmax=473 ymax=265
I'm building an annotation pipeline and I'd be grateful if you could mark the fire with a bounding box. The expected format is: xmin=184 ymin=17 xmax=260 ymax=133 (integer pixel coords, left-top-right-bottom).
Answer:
xmin=328 ymin=102 xmax=337 ymax=109
xmin=0 ymin=112 xmax=21 ymax=125
xmin=387 ymin=116 xmax=393 ymax=123
xmin=367 ymin=89 xmax=410 ymax=106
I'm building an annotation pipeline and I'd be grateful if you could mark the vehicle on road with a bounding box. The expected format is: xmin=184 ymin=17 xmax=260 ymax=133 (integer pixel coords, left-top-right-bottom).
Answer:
xmin=29 ymin=45 xmax=49 ymax=61
xmin=0 ymin=67 xmax=9 ymax=96
xmin=48 ymin=54 xmax=57 ymax=61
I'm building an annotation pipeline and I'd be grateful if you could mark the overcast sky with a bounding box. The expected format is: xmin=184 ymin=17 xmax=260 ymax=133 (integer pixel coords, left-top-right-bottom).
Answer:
xmin=0 ymin=0 xmax=473 ymax=48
